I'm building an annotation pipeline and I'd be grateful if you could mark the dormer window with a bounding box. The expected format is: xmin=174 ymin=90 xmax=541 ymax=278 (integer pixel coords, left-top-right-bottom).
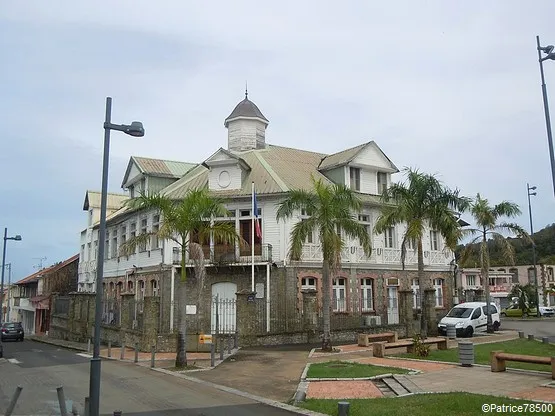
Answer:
xmin=377 ymin=172 xmax=387 ymax=194
xmin=350 ymin=167 xmax=360 ymax=191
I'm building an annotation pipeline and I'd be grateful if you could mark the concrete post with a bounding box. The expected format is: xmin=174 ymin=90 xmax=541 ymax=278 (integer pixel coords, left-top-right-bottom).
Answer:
xmin=519 ymin=331 xmax=525 ymax=338
xmin=210 ymin=342 xmax=215 ymax=367
xmin=227 ymin=335 xmax=232 ymax=354
xmin=57 ymin=386 xmax=69 ymax=416
xmin=542 ymin=337 xmax=550 ymax=344
xmin=220 ymin=336 xmax=224 ymax=360
xmin=301 ymin=289 xmax=318 ymax=343
xmin=150 ymin=346 xmax=156 ymax=368
xmin=134 ymin=343 xmax=139 ymax=363
xmin=5 ymin=386 xmax=23 ymax=416
xmin=235 ymin=289 xmax=257 ymax=346
xmin=528 ymin=334 xmax=535 ymax=341
xmin=107 ymin=340 xmax=112 ymax=358
xmin=398 ymin=289 xmax=414 ymax=338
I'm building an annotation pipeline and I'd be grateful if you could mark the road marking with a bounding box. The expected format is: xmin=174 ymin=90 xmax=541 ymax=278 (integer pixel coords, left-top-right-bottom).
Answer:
xmin=77 ymin=353 xmax=92 ymax=358
xmin=7 ymin=358 xmax=22 ymax=364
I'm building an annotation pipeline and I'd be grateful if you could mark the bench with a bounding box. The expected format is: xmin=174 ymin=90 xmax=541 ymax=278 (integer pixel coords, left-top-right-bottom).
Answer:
xmin=357 ymin=331 xmax=398 ymax=347
xmin=372 ymin=337 xmax=448 ymax=358
xmin=490 ymin=351 xmax=555 ymax=379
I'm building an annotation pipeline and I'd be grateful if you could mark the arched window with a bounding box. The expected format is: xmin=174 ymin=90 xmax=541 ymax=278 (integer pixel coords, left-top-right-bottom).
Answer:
xmin=151 ymin=279 xmax=158 ymax=296
xmin=332 ymin=277 xmax=347 ymax=312
xmin=434 ymin=278 xmax=444 ymax=307
xmin=360 ymin=278 xmax=373 ymax=311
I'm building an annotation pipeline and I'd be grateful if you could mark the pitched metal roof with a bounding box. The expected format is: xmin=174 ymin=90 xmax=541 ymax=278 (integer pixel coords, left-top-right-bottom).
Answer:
xmin=162 ymin=145 xmax=384 ymax=201
xmin=318 ymin=141 xmax=399 ymax=172
xmin=16 ymin=254 xmax=79 ymax=285
xmin=224 ymin=96 xmax=269 ymax=127
xmin=121 ymin=156 xmax=197 ymax=188
xmin=83 ymin=191 xmax=128 ymax=211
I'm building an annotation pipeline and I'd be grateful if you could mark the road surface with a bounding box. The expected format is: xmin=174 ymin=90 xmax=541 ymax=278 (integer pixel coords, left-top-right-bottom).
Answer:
xmin=0 ymin=340 xmax=300 ymax=416
xmin=501 ymin=318 xmax=555 ymax=342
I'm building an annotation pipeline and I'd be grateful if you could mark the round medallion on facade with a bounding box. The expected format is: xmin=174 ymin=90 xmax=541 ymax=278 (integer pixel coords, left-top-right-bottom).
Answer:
xmin=218 ymin=170 xmax=231 ymax=188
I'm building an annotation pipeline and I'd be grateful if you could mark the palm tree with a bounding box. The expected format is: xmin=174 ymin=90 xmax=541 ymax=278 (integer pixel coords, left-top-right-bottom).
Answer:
xmin=276 ymin=176 xmax=371 ymax=352
xmin=374 ymin=168 xmax=470 ymax=338
xmin=120 ymin=188 xmax=240 ymax=367
xmin=461 ymin=194 xmax=530 ymax=333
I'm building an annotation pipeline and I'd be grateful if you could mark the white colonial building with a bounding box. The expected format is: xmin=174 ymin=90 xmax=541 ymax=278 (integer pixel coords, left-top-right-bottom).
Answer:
xmin=77 ymin=92 xmax=457 ymax=332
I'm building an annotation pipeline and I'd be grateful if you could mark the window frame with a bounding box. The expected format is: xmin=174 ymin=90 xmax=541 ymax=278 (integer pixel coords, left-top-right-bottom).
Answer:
xmin=360 ymin=278 xmax=374 ymax=312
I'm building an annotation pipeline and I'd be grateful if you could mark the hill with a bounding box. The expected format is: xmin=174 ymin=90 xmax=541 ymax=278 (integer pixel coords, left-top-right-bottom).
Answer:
xmin=455 ymin=223 xmax=555 ymax=267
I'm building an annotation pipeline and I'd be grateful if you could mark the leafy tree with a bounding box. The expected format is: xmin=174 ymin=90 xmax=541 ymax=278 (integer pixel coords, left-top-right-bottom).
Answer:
xmin=507 ymin=283 xmax=536 ymax=315
xmin=120 ymin=188 xmax=240 ymax=367
xmin=374 ymin=168 xmax=470 ymax=338
xmin=276 ymin=176 xmax=371 ymax=351
xmin=461 ymin=194 xmax=530 ymax=332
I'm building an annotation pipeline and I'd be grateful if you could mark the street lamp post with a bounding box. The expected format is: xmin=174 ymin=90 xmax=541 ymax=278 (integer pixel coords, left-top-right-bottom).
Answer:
xmin=527 ymin=183 xmax=541 ymax=318
xmin=536 ymin=36 xmax=555 ymax=198
xmin=0 ymin=229 xmax=22 ymax=358
xmin=88 ymin=97 xmax=144 ymax=416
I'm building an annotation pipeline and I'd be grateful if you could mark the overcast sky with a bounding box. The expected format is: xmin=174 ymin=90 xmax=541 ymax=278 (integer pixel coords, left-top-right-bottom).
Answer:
xmin=1 ymin=1 xmax=555 ymax=281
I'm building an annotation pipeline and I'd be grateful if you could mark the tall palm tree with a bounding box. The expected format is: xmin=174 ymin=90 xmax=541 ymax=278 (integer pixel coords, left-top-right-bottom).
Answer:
xmin=120 ymin=188 xmax=239 ymax=367
xmin=276 ymin=176 xmax=371 ymax=352
xmin=374 ymin=168 xmax=470 ymax=338
xmin=461 ymin=194 xmax=530 ymax=332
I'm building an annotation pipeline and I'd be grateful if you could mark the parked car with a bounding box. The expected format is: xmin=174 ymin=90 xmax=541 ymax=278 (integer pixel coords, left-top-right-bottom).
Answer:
xmin=500 ymin=304 xmax=554 ymax=317
xmin=1 ymin=322 xmax=24 ymax=342
xmin=438 ymin=302 xmax=500 ymax=337
xmin=539 ymin=306 xmax=555 ymax=317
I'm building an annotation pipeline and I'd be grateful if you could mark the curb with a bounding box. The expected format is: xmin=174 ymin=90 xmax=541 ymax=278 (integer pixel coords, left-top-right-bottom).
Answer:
xmin=150 ymin=367 xmax=328 ymax=416
xmin=28 ymin=336 xmax=88 ymax=352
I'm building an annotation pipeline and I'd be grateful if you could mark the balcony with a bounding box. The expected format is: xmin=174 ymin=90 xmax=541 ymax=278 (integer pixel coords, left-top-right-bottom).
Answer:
xmin=172 ymin=243 xmax=272 ymax=266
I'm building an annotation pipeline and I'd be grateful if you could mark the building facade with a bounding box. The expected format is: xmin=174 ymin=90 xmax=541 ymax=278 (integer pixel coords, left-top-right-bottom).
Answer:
xmin=76 ymin=93 xmax=457 ymax=341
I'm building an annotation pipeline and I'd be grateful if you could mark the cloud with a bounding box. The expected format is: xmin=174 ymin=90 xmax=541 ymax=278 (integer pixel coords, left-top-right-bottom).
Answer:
xmin=1 ymin=0 xmax=555 ymax=279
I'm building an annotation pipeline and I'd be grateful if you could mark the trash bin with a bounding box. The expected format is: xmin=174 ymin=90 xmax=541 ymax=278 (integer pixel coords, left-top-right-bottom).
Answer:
xmin=446 ymin=324 xmax=456 ymax=339
xmin=458 ymin=341 xmax=474 ymax=367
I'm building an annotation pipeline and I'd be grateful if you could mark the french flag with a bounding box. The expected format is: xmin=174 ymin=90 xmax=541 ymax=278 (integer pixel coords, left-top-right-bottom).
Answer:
xmin=253 ymin=190 xmax=262 ymax=238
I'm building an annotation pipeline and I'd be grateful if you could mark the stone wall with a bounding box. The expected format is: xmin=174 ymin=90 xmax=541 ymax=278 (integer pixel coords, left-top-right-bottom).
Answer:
xmin=49 ymin=293 xmax=176 ymax=352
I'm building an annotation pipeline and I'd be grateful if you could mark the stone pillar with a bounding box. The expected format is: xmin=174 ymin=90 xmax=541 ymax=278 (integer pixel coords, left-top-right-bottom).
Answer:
xmin=398 ymin=290 xmax=414 ymax=338
xmin=235 ymin=289 xmax=257 ymax=346
xmin=424 ymin=289 xmax=438 ymax=336
xmin=141 ymin=296 xmax=160 ymax=351
xmin=120 ymin=294 xmax=135 ymax=330
xmin=302 ymin=289 xmax=318 ymax=343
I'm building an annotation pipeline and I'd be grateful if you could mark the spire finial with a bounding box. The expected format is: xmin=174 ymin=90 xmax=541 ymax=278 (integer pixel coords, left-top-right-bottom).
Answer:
xmin=245 ymin=81 xmax=248 ymax=99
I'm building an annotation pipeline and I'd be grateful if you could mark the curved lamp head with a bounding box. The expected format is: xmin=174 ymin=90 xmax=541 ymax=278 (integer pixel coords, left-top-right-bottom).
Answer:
xmin=529 ymin=185 xmax=537 ymax=191
xmin=124 ymin=121 xmax=145 ymax=137
xmin=540 ymin=45 xmax=555 ymax=54
xmin=14 ymin=235 xmax=22 ymax=241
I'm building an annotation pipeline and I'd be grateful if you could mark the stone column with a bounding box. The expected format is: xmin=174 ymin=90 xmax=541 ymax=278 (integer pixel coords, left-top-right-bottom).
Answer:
xmin=141 ymin=296 xmax=160 ymax=352
xmin=235 ymin=289 xmax=257 ymax=346
xmin=424 ymin=289 xmax=438 ymax=336
xmin=398 ymin=290 xmax=414 ymax=338
xmin=120 ymin=294 xmax=135 ymax=330
xmin=302 ymin=289 xmax=318 ymax=344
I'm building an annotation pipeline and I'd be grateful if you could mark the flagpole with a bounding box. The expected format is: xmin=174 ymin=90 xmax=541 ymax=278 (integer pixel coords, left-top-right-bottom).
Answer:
xmin=251 ymin=181 xmax=255 ymax=292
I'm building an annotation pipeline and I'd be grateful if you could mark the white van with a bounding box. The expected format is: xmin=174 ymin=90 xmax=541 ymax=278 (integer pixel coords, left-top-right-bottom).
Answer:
xmin=438 ymin=302 xmax=500 ymax=337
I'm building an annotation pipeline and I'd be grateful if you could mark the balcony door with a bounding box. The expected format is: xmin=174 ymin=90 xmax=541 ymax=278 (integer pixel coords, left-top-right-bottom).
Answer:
xmin=239 ymin=219 xmax=261 ymax=256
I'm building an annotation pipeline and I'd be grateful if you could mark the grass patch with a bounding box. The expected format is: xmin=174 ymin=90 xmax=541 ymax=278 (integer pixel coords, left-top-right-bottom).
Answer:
xmin=395 ymin=338 xmax=555 ymax=372
xmin=300 ymin=393 xmax=549 ymax=416
xmin=307 ymin=361 xmax=410 ymax=378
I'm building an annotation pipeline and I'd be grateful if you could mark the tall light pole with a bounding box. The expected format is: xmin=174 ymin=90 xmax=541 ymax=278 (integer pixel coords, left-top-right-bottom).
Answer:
xmin=536 ymin=36 xmax=555 ymax=197
xmin=3 ymin=263 xmax=12 ymax=322
xmin=527 ymin=183 xmax=541 ymax=317
xmin=88 ymin=97 xmax=144 ymax=416
xmin=0 ymin=229 xmax=22 ymax=358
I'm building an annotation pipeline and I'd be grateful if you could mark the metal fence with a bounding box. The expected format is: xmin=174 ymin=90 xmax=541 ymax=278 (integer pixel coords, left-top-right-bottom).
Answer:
xmin=210 ymin=294 xmax=397 ymax=336
xmin=102 ymin=299 xmax=121 ymax=326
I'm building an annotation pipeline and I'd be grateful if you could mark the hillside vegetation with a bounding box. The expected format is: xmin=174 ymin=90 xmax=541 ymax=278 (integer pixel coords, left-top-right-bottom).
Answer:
xmin=456 ymin=223 xmax=555 ymax=267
